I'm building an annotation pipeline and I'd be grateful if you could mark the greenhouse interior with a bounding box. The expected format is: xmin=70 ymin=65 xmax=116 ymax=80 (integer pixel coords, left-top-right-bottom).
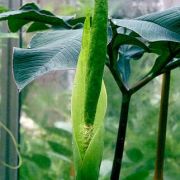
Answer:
xmin=0 ymin=0 xmax=180 ymax=180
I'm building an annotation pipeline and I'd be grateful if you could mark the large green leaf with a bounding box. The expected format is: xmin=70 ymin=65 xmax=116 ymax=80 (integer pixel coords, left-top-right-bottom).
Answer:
xmin=112 ymin=7 xmax=180 ymax=42
xmin=112 ymin=7 xmax=180 ymax=84
xmin=126 ymin=148 xmax=144 ymax=163
xmin=13 ymin=29 xmax=82 ymax=91
xmin=48 ymin=141 xmax=72 ymax=157
xmin=111 ymin=33 xmax=149 ymax=51
xmin=13 ymin=27 xmax=114 ymax=91
xmin=136 ymin=7 xmax=180 ymax=34
xmin=26 ymin=154 xmax=51 ymax=170
xmin=0 ymin=3 xmax=72 ymax=32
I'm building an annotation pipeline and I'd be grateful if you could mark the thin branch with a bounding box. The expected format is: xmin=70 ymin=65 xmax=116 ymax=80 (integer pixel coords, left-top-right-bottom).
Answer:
xmin=161 ymin=59 xmax=180 ymax=72
xmin=129 ymin=73 xmax=154 ymax=94
xmin=154 ymin=71 xmax=171 ymax=180
xmin=129 ymin=49 xmax=180 ymax=94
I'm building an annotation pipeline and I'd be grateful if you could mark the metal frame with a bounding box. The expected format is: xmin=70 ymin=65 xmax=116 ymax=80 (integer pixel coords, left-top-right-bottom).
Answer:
xmin=0 ymin=0 xmax=21 ymax=179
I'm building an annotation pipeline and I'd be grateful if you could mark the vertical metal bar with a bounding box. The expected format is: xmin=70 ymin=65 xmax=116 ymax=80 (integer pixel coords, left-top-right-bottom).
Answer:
xmin=0 ymin=0 xmax=20 ymax=179
xmin=18 ymin=0 xmax=23 ymax=179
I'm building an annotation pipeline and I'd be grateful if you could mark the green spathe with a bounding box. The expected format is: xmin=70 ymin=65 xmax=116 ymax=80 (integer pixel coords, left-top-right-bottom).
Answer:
xmin=71 ymin=0 xmax=108 ymax=179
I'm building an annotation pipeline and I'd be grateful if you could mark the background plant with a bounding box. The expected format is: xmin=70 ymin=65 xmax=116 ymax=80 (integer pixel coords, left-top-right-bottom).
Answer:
xmin=0 ymin=0 xmax=180 ymax=179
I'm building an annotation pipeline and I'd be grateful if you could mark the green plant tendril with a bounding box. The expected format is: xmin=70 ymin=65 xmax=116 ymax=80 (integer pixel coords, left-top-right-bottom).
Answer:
xmin=0 ymin=121 xmax=22 ymax=169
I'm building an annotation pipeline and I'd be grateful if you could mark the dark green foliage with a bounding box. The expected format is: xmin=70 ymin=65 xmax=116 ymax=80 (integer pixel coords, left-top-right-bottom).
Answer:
xmin=126 ymin=148 xmax=143 ymax=163
xmin=27 ymin=154 xmax=51 ymax=169
xmin=13 ymin=29 xmax=82 ymax=91
xmin=48 ymin=141 xmax=72 ymax=157
xmin=0 ymin=3 xmax=79 ymax=32
xmin=0 ymin=3 xmax=180 ymax=180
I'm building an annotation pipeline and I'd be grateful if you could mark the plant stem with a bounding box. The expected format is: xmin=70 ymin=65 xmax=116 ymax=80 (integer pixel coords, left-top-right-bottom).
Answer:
xmin=154 ymin=71 xmax=171 ymax=180
xmin=108 ymin=65 xmax=129 ymax=94
xmin=111 ymin=93 xmax=131 ymax=180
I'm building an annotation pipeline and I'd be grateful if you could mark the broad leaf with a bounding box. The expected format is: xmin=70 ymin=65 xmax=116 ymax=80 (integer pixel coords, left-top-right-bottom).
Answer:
xmin=27 ymin=22 xmax=50 ymax=32
xmin=136 ymin=7 xmax=180 ymax=34
xmin=112 ymin=7 xmax=180 ymax=83
xmin=112 ymin=7 xmax=180 ymax=42
xmin=13 ymin=27 xmax=113 ymax=91
xmin=48 ymin=141 xmax=72 ymax=157
xmin=112 ymin=33 xmax=149 ymax=51
xmin=13 ymin=29 xmax=82 ymax=91
xmin=0 ymin=3 xmax=72 ymax=32
xmin=27 ymin=154 xmax=51 ymax=169
xmin=126 ymin=148 xmax=144 ymax=163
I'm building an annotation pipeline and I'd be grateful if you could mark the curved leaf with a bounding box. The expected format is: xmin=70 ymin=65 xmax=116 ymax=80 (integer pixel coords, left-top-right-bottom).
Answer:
xmin=28 ymin=154 xmax=51 ymax=169
xmin=112 ymin=33 xmax=149 ymax=51
xmin=13 ymin=27 xmax=113 ymax=91
xmin=48 ymin=141 xmax=72 ymax=157
xmin=13 ymin=29 xmax=82 ymax=91
xmin=136 ymin=7 xmax=180 ymax=34
xmin=0 ymin=3 xmax=72 ymax=32
xmin=126 ymin=148 xmax=144 ymax=163
xmin=112 ymin=7 xmax=180 ymax=42
xmin=114 ymin=19 xmax=180 ymax=42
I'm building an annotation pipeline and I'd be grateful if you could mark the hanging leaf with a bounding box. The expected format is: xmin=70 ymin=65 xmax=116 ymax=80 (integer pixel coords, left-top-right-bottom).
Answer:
xmin=0 ymin=3 xmax=72 ymax=32
xmin=112 ymin=7 xmax=180 ymax=82
xmin=112 ymin=33 xmax=149 ymax=52
xmin=112 ymin=7 xmax=180 ymax=42
xmin=13 ymin=26 xmax=113 ymax=91
xmin=13 ymin=29 xmax=82 ymax=91
xmin=27 ymin=22 xmax=50 ymax=32
xmin=136 ymin=7 xmax=180 ymax=34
